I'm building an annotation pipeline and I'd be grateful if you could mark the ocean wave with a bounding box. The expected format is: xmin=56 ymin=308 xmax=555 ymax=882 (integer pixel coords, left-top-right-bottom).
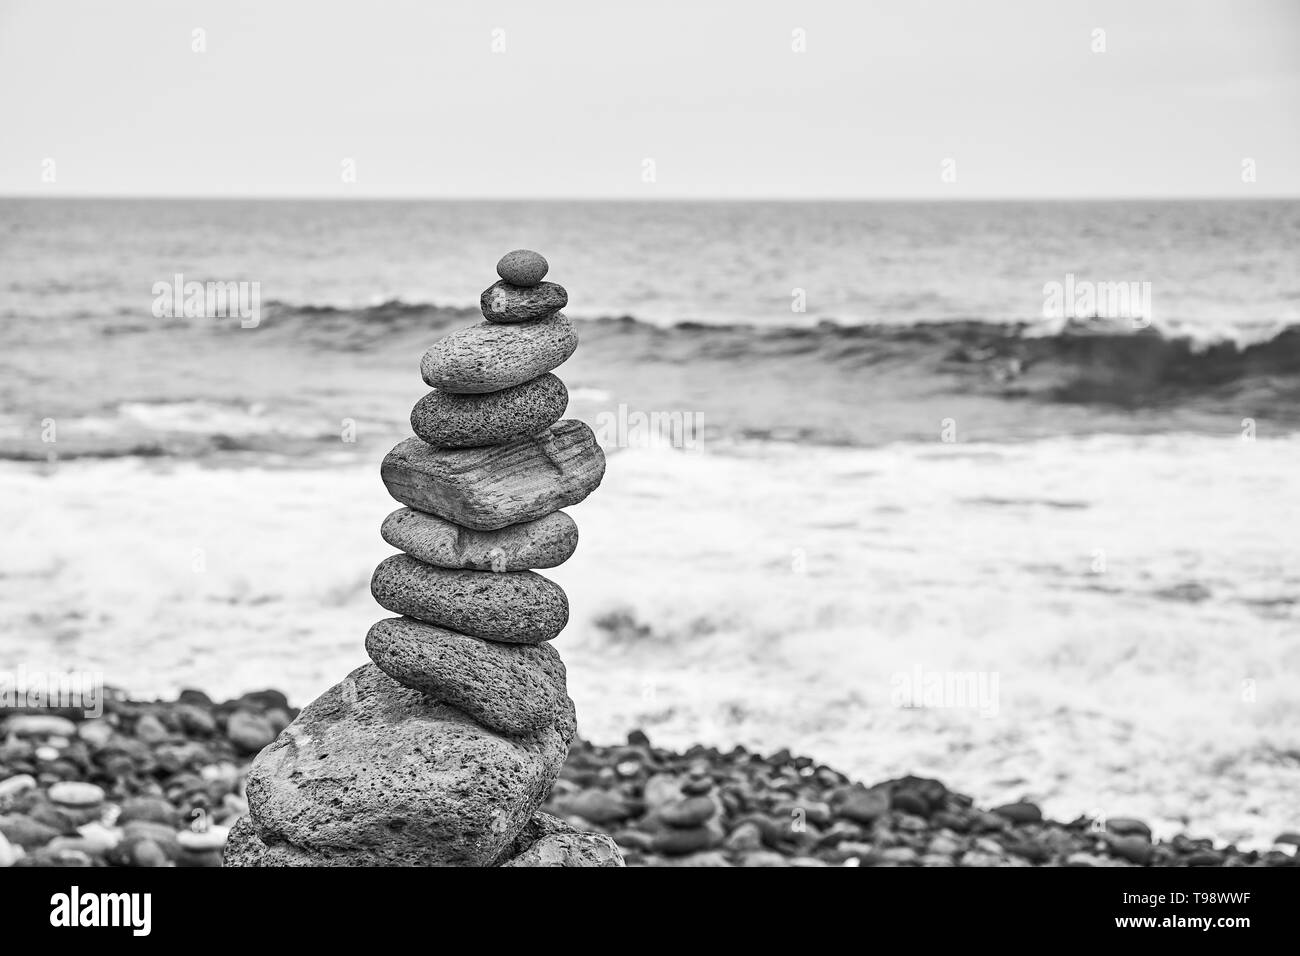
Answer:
xmin=252 ymin=297 xmax=1300 ymax=383
xmin=5 ymin=303 xmax=1299 ymax=467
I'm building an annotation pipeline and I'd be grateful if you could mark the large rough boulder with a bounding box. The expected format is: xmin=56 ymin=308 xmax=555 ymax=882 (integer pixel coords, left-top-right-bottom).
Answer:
xmin=230 ymin=664 xmax=574 ymax=866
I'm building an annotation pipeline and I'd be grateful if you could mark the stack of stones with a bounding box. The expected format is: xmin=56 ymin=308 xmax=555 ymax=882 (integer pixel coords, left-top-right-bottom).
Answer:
xmin=226 ymin=251 xmax=622 ymax=867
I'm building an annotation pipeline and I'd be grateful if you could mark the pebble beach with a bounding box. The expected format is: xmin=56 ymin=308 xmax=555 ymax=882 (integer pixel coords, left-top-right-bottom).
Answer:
xmin=1 ymin=690 xmax=1296 ymax=869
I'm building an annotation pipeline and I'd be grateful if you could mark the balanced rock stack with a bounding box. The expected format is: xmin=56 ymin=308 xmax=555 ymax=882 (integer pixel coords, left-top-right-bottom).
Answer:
xmin=226 ymin=251 xmax=622 ymax=867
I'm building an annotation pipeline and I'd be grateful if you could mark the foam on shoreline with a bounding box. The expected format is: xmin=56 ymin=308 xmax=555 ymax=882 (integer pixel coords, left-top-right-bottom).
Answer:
xmin=2 ymin=430 xmax=1297 ymax=847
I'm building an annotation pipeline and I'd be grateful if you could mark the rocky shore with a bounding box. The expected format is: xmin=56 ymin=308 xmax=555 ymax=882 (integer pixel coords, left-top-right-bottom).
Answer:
xmin=1 ymin=691 xmax=1295 ymax=868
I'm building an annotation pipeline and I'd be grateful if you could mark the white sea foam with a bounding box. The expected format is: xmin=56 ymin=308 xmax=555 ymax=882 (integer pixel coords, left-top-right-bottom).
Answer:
xmin=0 ymin=432 xmax=1296 ymax=845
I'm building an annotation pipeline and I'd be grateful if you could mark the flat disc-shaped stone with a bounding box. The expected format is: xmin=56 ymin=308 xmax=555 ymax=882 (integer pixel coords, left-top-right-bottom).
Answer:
xmin=370 ymin=554 xmax=568 ymax=644
xmin=380 ymin=508 xmax=579 ymax=571
xmin=410 ymin=373 xmax=567 ymax=449
xmin=480 ymin=280 xmax=568 ymax=324
xmin=421 ymin=313 xmax=578 ymax=394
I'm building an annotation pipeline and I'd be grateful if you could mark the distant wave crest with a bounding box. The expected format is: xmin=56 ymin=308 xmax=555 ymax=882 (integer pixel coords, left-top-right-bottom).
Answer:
xmin=254 ymin=299 xmax=1300 ymax=402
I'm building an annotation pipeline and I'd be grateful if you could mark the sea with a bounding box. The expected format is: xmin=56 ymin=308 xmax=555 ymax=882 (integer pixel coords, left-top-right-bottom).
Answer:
xmin=1 ymin=198 xmax=1298 ymax=846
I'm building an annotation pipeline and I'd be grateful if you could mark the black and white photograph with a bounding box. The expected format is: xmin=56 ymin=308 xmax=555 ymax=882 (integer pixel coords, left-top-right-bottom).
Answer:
xmin=0 ymin=0 xmax=1296 ymax=935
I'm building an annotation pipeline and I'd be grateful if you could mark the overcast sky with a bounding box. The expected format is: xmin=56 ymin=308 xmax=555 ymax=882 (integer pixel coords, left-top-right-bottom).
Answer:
xmin=1 ymin=0 xmax=1297 ymax=198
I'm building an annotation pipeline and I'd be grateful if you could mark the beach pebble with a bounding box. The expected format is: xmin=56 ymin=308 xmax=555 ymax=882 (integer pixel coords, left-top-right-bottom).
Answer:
xmin=118 ymin=796 xmax=180 ymax=827
xmin=371 ymin=556 xmax=568 ymax=643
xmin=365 ymin=617 xmax=570 ymax=736
xmin=3 ymin=715 xmax=77 ymax=738
xmin=1106 ymin=817 xmax=1152 ymax=840
xmin=73 ymin=822 xmax=121 ymax=854
xmin=927 ymin=834 xmax=964 ymax=856
xmin=0 ymin=775 xmax=37 ymax=800
xmin=651 ymin=819 xmax=725 ymax=856
xmin=174 ymin=704 xmax=217 ymax=736
xmin=1004 ymin=838 xmax=1049 ymax=863
xmin=20 ymin=847 xmax=94 ymax=867
xmin=127 ymin=838 xmax=169 ymax=868
xmin=990 ymin=801 xmax=1043 ymax=824
xmin=177 ymin=824 xmax=229 ymax=851
xmin=381 ymin=508 xmax=578 ymax=573
xmin=480 ymin=280 xmax=568 ymax=324
xmin=0 ymin=832 xmax=19 ymax=867
xmin=76 ymin=720 xmax=114 ymax=748
xmin=658 ymin=796 xmax=718 ymax=828
xmin=421 ymin=313 xmax=578 ymax=394
xmin=381 ymin=421 xmax=605 ymax=531
xmin=47 ymin=781 xmax=104 ymax=807
xmin=880 ymin=846 xmax=919 ymax=864
xmin=133 ymin=712 xmax=170 ymax=744
xmin=496 ymin=249 xmax=549 ymax=287
xmin=410 ymin=373 xmax=568 ymax=449
xmin=723 ymin=821 xmax=765 ymax=852
xmin=234 ymin=689 xmax=290 ymax=712
xmin=232 ymin=664 xmax=573 ymax=866
xmin=121 ymin=821 xmax=183 ymax=861
xmin=891 ymin=790 xmax=930 ymax=817
xmin=642 ymin=773 xmax=685 ymax=814
xmin=0 ymin=813 xmax=58 ymax=849
xmin=1107 ymin=834 xmax=1154 ymax=865
xmin=837 ymin=788 xmax=889 ymax=824
xmin=549 ymin=788 xmax=634 ymax=824
xmin=502 ymin=815 xmax=623 ymax=867
xmin=226 ymin=710 xmax=276 ymax=754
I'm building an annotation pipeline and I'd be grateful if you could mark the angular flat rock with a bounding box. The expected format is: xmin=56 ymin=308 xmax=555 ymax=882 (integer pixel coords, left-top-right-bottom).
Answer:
xmin=235 ymin=664 xmax=574 ymax=867
xmin=381 ymin=420 xmax=605 ymax=531
xmin=371 ymin=554 xmax=568 ymax=643
xmin=380 ymin=508 xmax=579 ymax=572
xmin=500 ymin=812 xmax=625 ymax=867
xmin=421 ymin=313 xmax=578 ymax=394
xmin=410 ymin=373 xmax=567 ymax=449
xmin=480 ymin=280 xmax=568 ymax=323
xmin=365 ymin=616 xmax=570 ymax=735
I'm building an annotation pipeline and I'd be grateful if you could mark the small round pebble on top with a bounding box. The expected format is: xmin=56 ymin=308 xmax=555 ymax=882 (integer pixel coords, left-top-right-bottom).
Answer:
xmin=496 ymin=249 xmax=549 ymax=287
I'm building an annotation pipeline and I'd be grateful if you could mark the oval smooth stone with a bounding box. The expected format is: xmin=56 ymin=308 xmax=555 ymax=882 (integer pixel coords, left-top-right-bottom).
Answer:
xmin=365 ymin=617 xmax=570 ymax=736
xmin=380 ymin=508 xmax=578 ymax=571
xmin=422 ymin=313 xmax=578 ymax=394
xmin=410 ymin=373 xmax=567 ymax=449
xmin=496 ymin=249 xmax=549 ymax=287
xmin=480 ymin=280 xmax=568 ymax=324
xmin=380 ymin=421 xmax=605 ymax=531
xmin=48 ymin=782 xmax=105 ymax=807
xmin=370 ymin=554 xmax=569 ymax=643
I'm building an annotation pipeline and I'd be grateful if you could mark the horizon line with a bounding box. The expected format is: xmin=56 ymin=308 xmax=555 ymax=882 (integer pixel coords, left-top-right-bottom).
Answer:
xmin=2 ymin=193 xmax=1297 ymax=203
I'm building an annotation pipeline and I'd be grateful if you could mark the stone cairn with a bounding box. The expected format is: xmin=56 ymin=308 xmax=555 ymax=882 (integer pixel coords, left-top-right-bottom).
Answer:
xmin=226 ymin=250 xmax=623 ymax=866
